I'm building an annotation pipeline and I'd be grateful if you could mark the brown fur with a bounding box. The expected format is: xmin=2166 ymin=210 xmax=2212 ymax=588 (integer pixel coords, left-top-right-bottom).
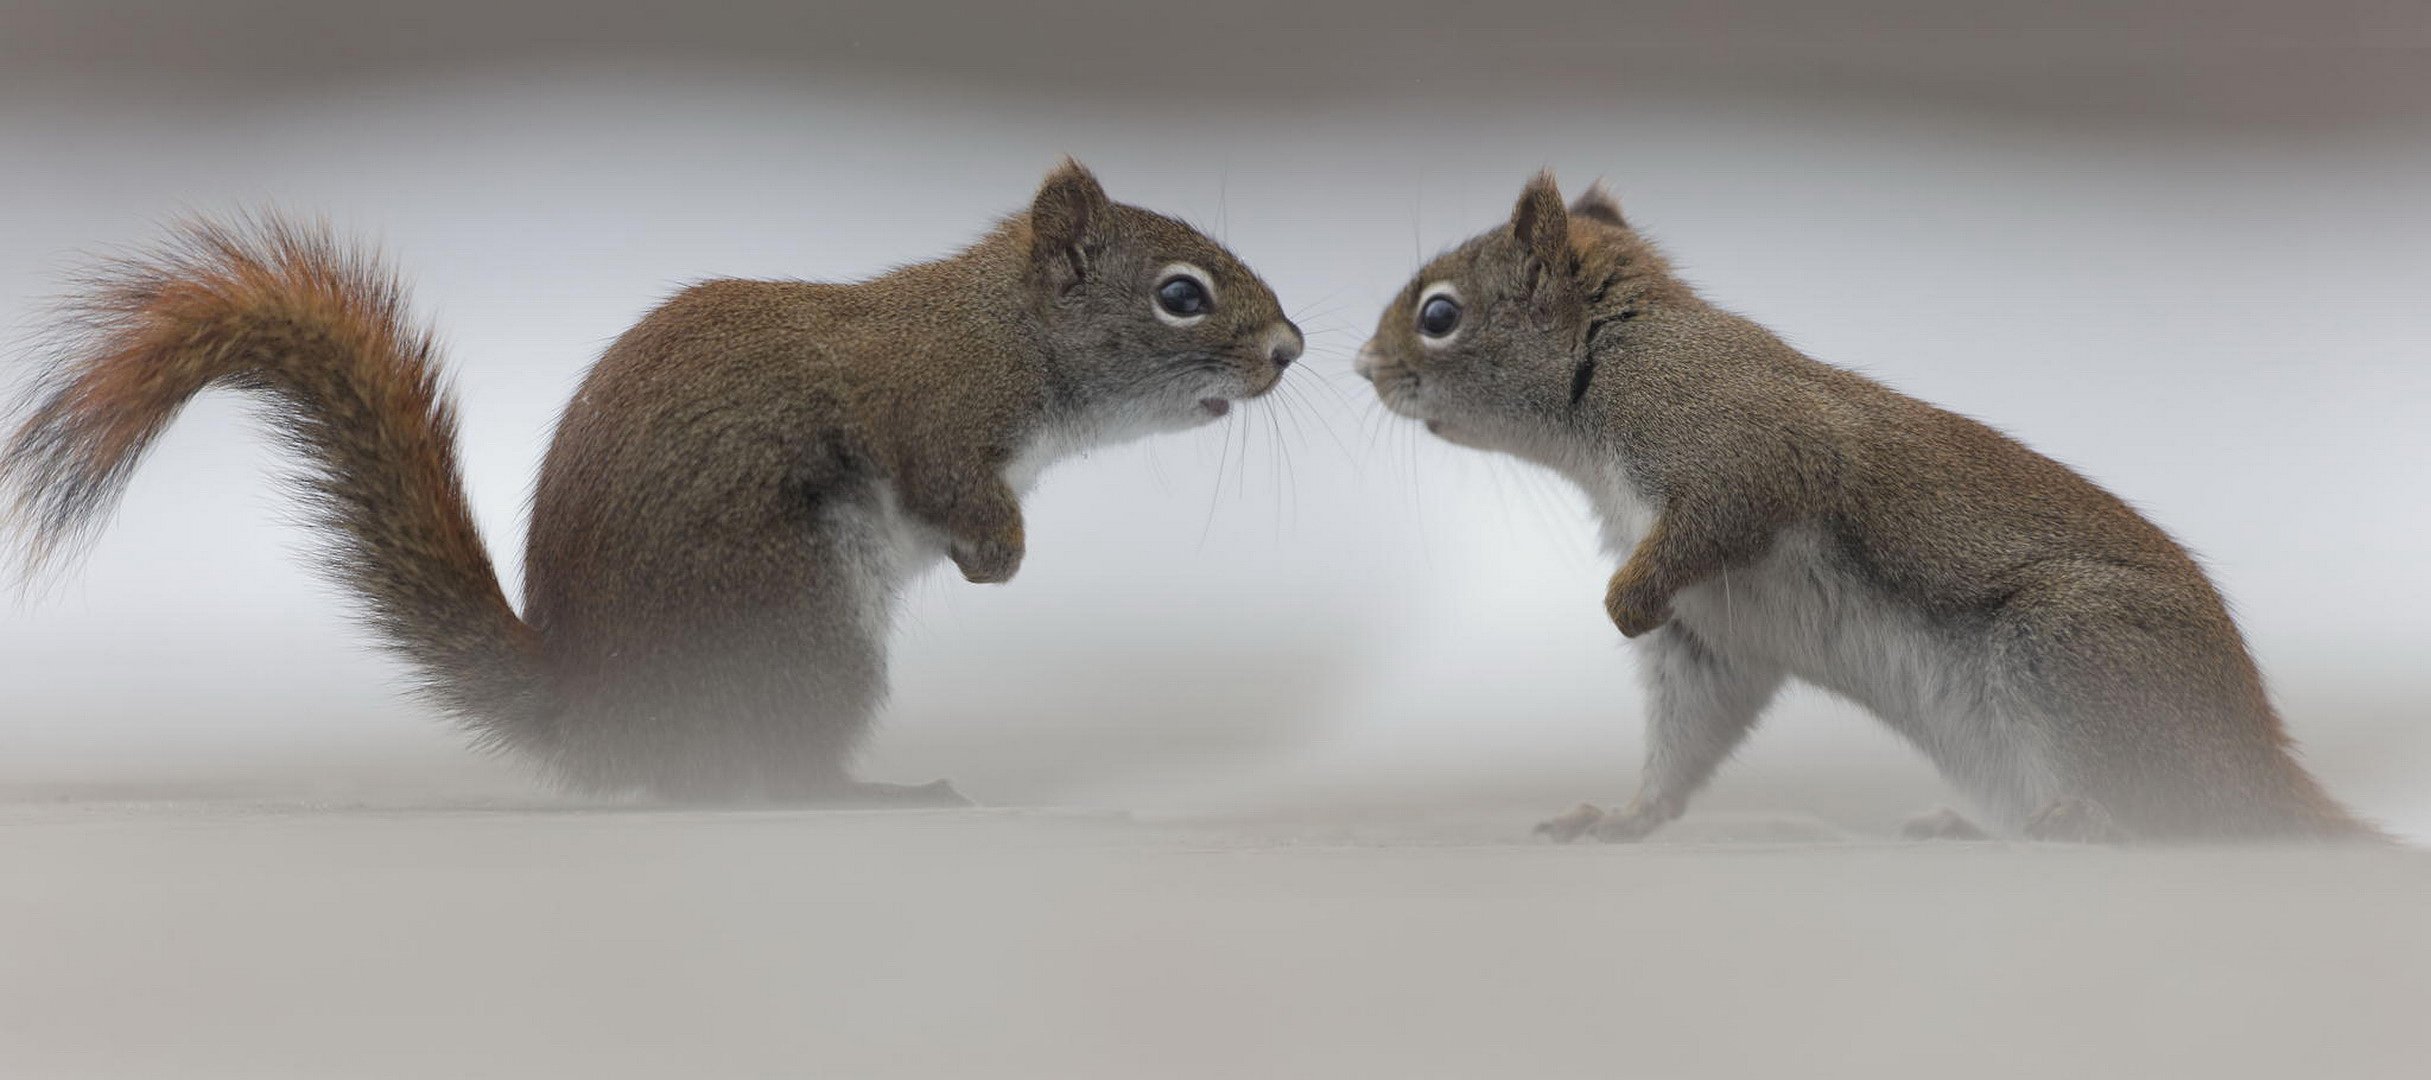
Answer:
xmin=1361 ymin=172 xmax=2373 ymax=842
xmin=3 ymin=161 xmax=1301 ymax=800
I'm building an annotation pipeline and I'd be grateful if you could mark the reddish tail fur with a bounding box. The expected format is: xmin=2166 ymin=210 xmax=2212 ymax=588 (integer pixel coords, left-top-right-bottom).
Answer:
xmin=1 ymin=216 xmax=554 ymax=756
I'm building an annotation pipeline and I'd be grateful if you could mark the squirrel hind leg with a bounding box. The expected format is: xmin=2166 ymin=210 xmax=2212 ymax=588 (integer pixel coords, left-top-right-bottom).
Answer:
xmin=1976 ymin=563 xmax=2355 ymax=842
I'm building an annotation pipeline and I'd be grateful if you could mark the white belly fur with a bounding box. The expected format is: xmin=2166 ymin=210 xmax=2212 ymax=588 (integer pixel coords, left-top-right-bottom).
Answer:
xmin=1579 ymin=464 xmax=2058 ymax=826
xmin=830 ymin=416 xmax=1108 ymax=644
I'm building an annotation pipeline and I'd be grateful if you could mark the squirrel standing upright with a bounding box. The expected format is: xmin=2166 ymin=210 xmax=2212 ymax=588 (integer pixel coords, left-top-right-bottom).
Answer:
xmin=1356 ymin=173 xmax=2371 ymax=842
xmin=2 ymin=160 xmax=1303 ymax=802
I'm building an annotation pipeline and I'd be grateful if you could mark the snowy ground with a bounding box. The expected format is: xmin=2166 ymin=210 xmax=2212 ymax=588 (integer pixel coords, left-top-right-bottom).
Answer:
xmin=3 ymin=785 xmax=2425 ymax=1080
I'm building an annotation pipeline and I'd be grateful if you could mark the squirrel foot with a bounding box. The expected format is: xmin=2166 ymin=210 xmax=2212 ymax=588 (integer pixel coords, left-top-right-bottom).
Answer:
xmin=2023 ymin=796 xmax=2124 ymax=843
xmin=1588 ymin=797 xmax=1675 ymax=842
xmin=1533 ymin=796 xmax=1675 ymax=843
xmin=1534 ymin=802 xmax=1608 ymax=843
xmin=1900 ymin=806 xmax=1991 ymax=841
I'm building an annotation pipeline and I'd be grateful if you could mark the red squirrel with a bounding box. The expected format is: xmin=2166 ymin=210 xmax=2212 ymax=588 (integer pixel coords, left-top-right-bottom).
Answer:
xmin=1356 ymin=173 xmax=2372 ymax=842
xmin=3 ymin=160 xmax=1303 ymax=802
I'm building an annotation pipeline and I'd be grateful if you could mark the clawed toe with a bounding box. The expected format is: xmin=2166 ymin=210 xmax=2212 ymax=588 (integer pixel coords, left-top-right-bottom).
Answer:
xmin=1589 ymin=805 xmax=1667 ymax=843
xmin=1900 ymin=806 xmax=1990 ymax=841
xmin=2023 ymin=796 xmax=2124 ymax=843
xmin=1534 ymin=803 xmax=1607 ymax=843
xmin=1535 ymin=799 xmax=1671 ymax=843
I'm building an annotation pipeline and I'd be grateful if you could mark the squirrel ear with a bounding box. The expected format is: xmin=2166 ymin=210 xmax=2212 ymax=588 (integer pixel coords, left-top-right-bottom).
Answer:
xmin=1569 ymin=183 xmax=1625 ymax=227
xmin=1509 ymin=171 xmax=1570 ymax=269
xmin=1030 ymin=158 xmax=1110 ymax=293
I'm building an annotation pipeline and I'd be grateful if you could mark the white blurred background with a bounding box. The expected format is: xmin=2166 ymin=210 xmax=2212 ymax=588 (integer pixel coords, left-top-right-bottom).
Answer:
xmin=3 ymin=4 xmax=2427 ymax=837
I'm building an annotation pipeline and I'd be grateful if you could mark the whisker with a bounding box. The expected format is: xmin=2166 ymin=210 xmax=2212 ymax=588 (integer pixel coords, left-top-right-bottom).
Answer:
xmin=1217 ymin=166 xmax=1230 ymax=246
xmin=1297 ymin=368 xmax=1368 ymax=412
xmin=1198 ymin=408 xmax=1235 ymax=551
xmin=1233 ymin=389 xmax=1252 ymax=501
xmin=1402 ymin=403 xmax=1431 ymax=568
xmin=1287 ymin=286 xmax=1351 ymax=323
xmin=1263 ymin=396 xmax=1291 ymax=540
xmin=1278 ymin=379 xmax=1353 ymax=464
xmin=1290 ymin=300 xmax=1353 ymax=326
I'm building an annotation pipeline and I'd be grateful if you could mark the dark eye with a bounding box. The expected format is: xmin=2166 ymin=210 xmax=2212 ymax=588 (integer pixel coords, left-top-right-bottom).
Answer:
xmin=1418 ymin=295 xmax=1462 ymax=338
xmin=1156 ymin=275 xmax=1210 ymax=318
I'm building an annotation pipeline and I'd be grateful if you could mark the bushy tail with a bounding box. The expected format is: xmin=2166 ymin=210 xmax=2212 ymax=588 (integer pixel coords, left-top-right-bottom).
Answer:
xmin=1 ymin=215 xmax=554 ymax=755
xmin=2281 ymin=765 xmax=2394 ymax=844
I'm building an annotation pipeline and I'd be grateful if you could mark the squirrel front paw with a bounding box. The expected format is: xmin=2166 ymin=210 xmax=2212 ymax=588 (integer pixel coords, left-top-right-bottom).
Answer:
xmin=1603 ymin=575 xmax=1673 ymax=638
xmin=950 ymin=530 xmax=1024 ymax=584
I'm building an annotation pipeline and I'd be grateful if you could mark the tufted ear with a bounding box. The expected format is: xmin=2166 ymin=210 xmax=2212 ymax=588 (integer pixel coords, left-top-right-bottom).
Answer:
xmin=1030 ymin=158 xmax=1110 ymax=294
xmin=1509 ymin=170 xmax=1570 ymax=270
xmin=1569 ymin=182 xmax=1625 ymax=227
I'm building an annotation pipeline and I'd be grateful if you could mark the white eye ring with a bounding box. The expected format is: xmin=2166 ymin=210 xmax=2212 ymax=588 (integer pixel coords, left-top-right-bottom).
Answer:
xmin=1152 ymin=262 xmax=1216 ymax=327
xmin=1416 ymin=282 xmax=1462 ymax=348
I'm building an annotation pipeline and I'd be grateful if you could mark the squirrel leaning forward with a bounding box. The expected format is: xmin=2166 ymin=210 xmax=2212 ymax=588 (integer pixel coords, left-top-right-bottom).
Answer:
xmin=1 ymin=160 xmax=1303 ymax=802
xmin=1358 ymin=173 xmax=2374 ymax=843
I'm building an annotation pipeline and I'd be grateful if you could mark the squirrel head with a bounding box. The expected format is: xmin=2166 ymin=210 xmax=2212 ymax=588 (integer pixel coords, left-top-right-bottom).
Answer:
xmin=1354 ymin=171 xmax=1676 ymax=459
xmin=1020 ymin=159 xmax=1301 ymax=431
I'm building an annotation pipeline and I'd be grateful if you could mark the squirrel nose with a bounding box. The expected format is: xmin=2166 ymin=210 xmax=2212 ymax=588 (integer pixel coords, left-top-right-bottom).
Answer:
xmin=1265 ymin=321 xmax=1304 ymax=370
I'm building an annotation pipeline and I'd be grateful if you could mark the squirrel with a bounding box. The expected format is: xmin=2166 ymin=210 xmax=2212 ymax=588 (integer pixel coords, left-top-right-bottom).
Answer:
xmin=1354 ymin=172 xmax=2374 ymax=843
xmin=1 ymin=159 xmax=1303 ymax=803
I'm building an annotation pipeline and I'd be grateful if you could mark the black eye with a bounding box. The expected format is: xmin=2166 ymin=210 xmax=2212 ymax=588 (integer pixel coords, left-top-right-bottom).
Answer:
xmin=1156 ymin=275 xmax=1210 ymax=318
xmin=1418 ymin=295 xmax=1462 ymax=338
